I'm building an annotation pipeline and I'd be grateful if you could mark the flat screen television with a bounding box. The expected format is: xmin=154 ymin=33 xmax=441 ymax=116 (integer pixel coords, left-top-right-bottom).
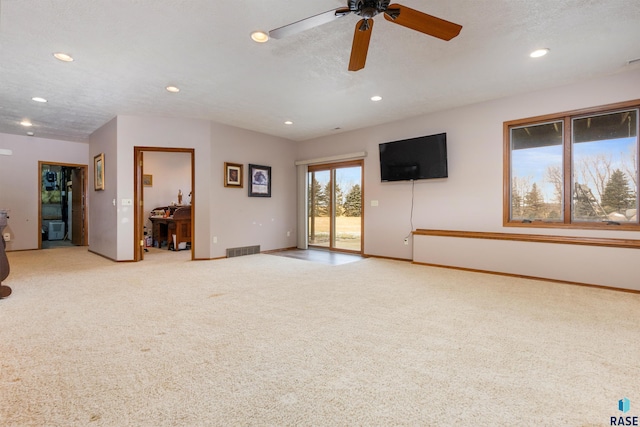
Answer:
xmin=379 ymin=132 xmax=448 ymax=181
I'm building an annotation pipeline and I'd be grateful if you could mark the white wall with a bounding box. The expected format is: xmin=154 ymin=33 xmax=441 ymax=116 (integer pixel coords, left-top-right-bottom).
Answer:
xmin=89 ymin=115 xmax=298 ymax=261
xmin=142 ymin=151 xmax=191 ymax=214
xmin=109 ymin=115 xmax=211 ymax=261
xmin=414 ymin=234 xmax=640 ymax=290
xmin=209 ymin=123 xmax=298 ymax=258
xmin=0 ymin=133 xmax=89 ymax=251
xmin=88 ymin=117 xmax=118 ymax=259
xmin=6 ymin=114 xmax=297 ymax=261
xmin=296 ymin=68 xmax=640 ymax=260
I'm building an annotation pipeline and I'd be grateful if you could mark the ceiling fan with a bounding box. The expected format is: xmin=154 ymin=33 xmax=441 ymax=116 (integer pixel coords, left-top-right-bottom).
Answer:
xmin=268 ymin=0 xmax=463 ymax=72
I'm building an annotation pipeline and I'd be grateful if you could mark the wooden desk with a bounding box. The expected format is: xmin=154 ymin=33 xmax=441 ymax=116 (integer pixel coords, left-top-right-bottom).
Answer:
xmin=149 ymin=206 xmax=191 ymax=250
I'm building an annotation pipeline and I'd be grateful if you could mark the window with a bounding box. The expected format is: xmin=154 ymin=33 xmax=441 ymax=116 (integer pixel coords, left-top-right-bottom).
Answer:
xmin=505 ymin=100 xmax=639 ymax=229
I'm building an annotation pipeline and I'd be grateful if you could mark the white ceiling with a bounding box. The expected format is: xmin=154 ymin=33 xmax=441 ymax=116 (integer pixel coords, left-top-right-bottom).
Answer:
xmin=1 ymin=0 xmax=639 ymax=143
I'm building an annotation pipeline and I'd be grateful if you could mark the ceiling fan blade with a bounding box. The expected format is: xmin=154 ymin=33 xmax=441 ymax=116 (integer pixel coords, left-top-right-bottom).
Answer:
xmin=384 ymin=3 xmax=462 ymax=41
xmin=269 ymin=8 xmax=352 ymax=40
xmin=348 ymin=19 xmax=374 ymax=72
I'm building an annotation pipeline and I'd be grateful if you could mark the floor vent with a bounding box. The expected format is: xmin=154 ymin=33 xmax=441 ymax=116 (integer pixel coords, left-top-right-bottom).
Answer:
xmin=226 ymin=245 xmax=260 ymax=258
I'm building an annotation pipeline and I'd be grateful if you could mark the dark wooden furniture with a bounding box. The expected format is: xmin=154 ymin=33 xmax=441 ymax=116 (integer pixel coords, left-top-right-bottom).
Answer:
xmin=149 ymin=205 xmax=192 ymax=250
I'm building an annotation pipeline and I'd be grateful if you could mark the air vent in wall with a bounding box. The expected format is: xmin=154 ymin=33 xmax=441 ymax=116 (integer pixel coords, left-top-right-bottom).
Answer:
xmin=226 ymin=245 xmax=260 ymax=258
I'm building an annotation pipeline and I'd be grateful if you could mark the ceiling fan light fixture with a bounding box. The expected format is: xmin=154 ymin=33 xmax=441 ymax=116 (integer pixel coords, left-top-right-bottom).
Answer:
xmin=251 ymin=31 xmax=269 ymax=43
xmin=53 ymin=52 xmax=74 ymax=62
xmin=530 ymin=48 xmax=550 ymax=58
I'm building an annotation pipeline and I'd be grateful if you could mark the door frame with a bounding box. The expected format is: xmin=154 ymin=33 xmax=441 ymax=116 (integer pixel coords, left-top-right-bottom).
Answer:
xmin=308 ymin=159 xmax=364 ymax=254
xmin=37 ymin=161 xmax=89 ymax=249
xmin=133 ymin=146 xmax=195 ymax=261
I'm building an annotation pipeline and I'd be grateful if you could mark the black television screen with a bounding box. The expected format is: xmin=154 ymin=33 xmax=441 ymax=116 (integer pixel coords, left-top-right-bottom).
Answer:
xmin=379 ymin=133 xmax=448 ymax=181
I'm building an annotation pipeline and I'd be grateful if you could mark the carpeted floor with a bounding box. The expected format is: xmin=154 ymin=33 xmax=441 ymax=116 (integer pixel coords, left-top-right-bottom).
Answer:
xmin=1 ymin=247 xmax=638 ymax=426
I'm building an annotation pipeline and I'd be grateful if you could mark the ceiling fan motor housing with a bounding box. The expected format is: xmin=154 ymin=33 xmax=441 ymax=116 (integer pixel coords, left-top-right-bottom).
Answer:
xmin=349 ymin=0 xmax=391 ymax=18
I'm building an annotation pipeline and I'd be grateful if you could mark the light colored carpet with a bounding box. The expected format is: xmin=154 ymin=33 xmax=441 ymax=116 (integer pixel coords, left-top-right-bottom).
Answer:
xmin=1 ymin=247 xmax=638 ymax=426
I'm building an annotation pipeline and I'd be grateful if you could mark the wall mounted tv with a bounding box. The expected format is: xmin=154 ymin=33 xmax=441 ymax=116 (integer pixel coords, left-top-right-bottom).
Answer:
xmin=379 ymin=132 xmax=448 ymax=182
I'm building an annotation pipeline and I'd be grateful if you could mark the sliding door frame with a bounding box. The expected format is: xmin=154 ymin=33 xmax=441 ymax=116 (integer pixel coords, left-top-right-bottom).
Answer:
xmin=308 ymin=159 xmax=364 ymax=254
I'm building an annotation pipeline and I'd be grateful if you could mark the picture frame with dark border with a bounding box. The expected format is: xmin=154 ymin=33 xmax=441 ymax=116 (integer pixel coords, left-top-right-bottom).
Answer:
xmin=248 ymin=164 xmax=271 ymax=197
xmin=224 ymin=162 xmax=243 ymax=188
xmin=143 ymin=174 xmax=153 ymax=187
xmin=94 ymin=153 xmax=105 ymax=191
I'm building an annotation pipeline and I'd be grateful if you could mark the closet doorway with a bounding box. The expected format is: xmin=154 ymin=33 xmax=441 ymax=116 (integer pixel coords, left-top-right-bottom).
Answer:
xmin=38 ymin=162 xmax=88 ymax=249
xmin=308 ymin=160 xmax=363 ymax=253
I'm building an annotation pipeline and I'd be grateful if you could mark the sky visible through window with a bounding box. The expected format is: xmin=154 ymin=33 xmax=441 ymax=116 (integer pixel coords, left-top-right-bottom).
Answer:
xmin=512 ymin=137 xmax=636 ymax=201
xmin=312 ymin=167 xmax=361 ymax=188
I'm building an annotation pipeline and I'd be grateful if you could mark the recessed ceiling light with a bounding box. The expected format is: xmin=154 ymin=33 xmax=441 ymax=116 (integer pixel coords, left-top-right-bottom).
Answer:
xmin=371 ymin=95 xmax=383 ymax=102
xmin=284 ymin=120 xmax=293 ymax=125
xmin=165 ymin=86 xmax=180 ymax=93
xmin=53 ymin=52 xmax=74 ymax=62
xmin=32 ymin=97 xmax=48 ymax=103
xmin=251 ymin=31 xmax=269 ymax=43
xmin=530 ymin=48 xmax=549 ymax=58
xmin=20 ymin=120 xmax=33 ymax=127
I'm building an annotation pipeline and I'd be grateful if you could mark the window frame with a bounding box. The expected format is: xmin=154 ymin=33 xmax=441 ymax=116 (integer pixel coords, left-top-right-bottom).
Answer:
xmin=504 ymin=99 xmax=640 ymax=230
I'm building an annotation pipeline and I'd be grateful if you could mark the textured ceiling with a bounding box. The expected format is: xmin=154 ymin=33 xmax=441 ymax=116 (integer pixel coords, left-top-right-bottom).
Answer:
xmin=1 ymin=0 xmax=639 ymax=143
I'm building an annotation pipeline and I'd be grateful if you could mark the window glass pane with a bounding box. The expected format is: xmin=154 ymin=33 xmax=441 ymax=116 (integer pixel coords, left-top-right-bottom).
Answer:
xmin=308 ymin=170 xmax=330 ymax=247
xmin=333 ymin=166 xmax=362 ymax=251
xmin=572 ymin=110 xmax=638 ymax=223
xmin=510 ymin=121 xmax=564 ymax=221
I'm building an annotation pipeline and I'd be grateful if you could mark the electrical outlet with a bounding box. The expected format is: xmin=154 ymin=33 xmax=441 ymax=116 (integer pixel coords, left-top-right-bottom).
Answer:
xmin=3 ymin=233 xmax=10 ymax=242
xmin=287 ymin=231 xmax=291 ymax=237
xmin=213 ymin=236 xmax=218 ymax=244
xmin=404 ymin=238 xmax=409 ymax=245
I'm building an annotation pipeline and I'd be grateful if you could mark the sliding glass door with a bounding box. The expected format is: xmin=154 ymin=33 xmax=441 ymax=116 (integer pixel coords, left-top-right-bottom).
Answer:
xmin=308 ymin=160 xmax=363 ymax=253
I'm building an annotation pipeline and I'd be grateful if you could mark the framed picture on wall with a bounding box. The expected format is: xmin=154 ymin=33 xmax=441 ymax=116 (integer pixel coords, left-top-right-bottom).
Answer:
xmin=248 ymin=164 xmax=271 ymax=197
xmin=224 ymin=162 xmax=243 ymax=188
xmin=94 ymin=153 xmax=105 ymax=191
xmin=143 ymin=174 xmax=153 ymax=187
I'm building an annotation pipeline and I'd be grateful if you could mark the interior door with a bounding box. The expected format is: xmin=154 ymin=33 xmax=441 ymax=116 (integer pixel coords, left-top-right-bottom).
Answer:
xmin=308 ymin=160 xmax=363 ymax=253
xmin=71 ymin=168 xmax=85 ymax=245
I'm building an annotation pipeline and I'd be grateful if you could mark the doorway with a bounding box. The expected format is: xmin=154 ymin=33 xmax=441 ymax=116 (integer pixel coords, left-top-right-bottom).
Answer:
xmin=134 ymin=147 xmax=195 ymax=261
xmin=38 ymin=162 xmax=88 ymax=249
xmin=308 ymin=160 xmax=363 ymax=253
